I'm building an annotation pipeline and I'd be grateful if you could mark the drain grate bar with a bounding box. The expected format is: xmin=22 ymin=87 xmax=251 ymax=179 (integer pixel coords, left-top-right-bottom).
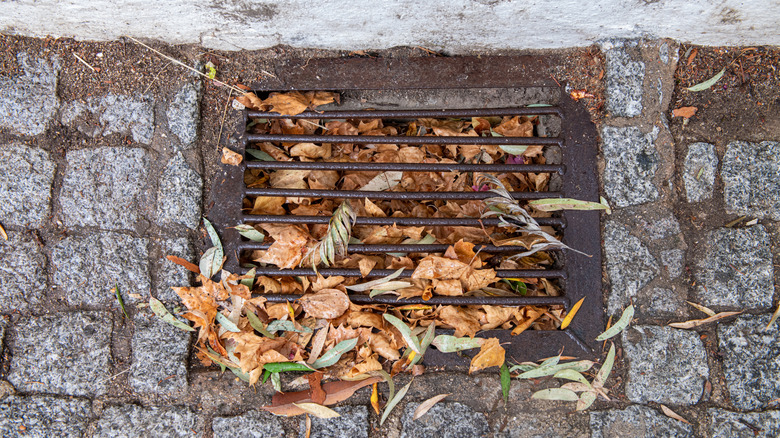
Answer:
xmin=257 ymin=293 xmax=569 ymax=307
xmin=245 ymin=161 xmax=564 ymax=173
xmin=243 ymin=188 xmax=562 ymax=201
xmin=247 ymin=106 xmax=562 ymax=119
xmin=238 ymin=242 xmax=547 ymax=254
xmin=246 ymin=133 xmax=562 ymax=146
xmin=241 ymin=215 xmax=564 ymax=227
xmin=240 ymin=267 xmax=566 ymax=279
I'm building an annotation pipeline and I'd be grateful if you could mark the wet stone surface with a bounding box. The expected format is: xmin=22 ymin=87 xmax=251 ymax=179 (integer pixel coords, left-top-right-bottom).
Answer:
xmin=601 ymin=126 xmax=659 ymax=208
xmin=129 ymin=313 xmax=190 ymax=395
xmin=400 ymin=402 xmax=489 ymax=438
xmin=299 ymin=405 xmax=369 ymax=438
xmin=718 ymin=315 xmax=780 ymax=411
xmin=51 ymin=232 xmax=150 ymax=307
xmin=60 ymin=147 xmax=149 ymax=230
xmin=156 ymin=153 xmax=202 ymax=230
xmin=0 ymin=53 xmax=59 ymax=136
xmin=93 ymin=405 xmax=197 ymax=438
xmin=0 ymin=142 xmax=56 ymax=228
xmin=8 ymin=311 xmax=112 ymax=396
xmin=683 ymin=142 xmax=717 ymax=202
xmin=0 ymin=233 xmax=47 ymax=313
xmin=605 ymin=45 xmax=645 ymax=117
xmin=604 ymin=221 xmax=658 ymax=314
xmin=708 ymin=408 xmax=780 ymax=438
xmin=60 ymin=94 xmax=155 ymax=144
xmin=590 ymin=405 xmax=694 ymax=437
xmin=694 ymin=226 xmax=774 ymax=309
xmin=212 ymin=410 xmax=285 ymax=438
xmin=622 ymin=325 xmax=708 ymax=404
xmin=722 ymin=141 xmax=780 ymax=220
xmin=0 ymin=396 xmax=92 ymax=438
xmin=167 ymin=83 xmax=200 ymax=147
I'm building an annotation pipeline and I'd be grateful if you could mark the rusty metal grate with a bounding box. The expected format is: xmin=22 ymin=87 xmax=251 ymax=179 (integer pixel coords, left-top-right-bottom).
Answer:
xmin=211 ymin=56 xmax=603 ymax=366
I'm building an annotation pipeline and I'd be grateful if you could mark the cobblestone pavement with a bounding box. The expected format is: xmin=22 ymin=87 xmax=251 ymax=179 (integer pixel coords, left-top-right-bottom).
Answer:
xmin=0 ymin=37 xmax=778 ymax=437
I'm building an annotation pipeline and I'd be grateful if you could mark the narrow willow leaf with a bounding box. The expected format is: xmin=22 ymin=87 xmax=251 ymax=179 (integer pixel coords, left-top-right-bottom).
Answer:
xmin=599 ymin=196 xmax=612 ymax=215
xmin=540 ymin=355 xmax=561 ymax=368
xmin=499 ymin=145 xmax=529 ymax=155
xmin=516 ymin=361 xmax=594 ymax=379
xmin=668 ymin=311 xmax=742 ymax=329
xmin=528 ymin=198 xmax=610 ymax=212
xmin=384 ymin=314 xmax=421 ymax=354
xmin=381 ymin=380 xmax=412 ymax=425
xmin=500 ymin=363 xmax=511 ymax=403
xmin=216 ymin=312 xmax=241 ymax=332
xmin=199 ymin=246 xmax=223 ymax=279
xmin=369 ymin=288 xmax=400 ymax=298
xmin=527 ymin=103 xmax=552 ymax=107
xmin=413 ymin=393 xmax=450 ymax=420
xmin=271 ymin=372 xmax=281 ymax=392
xmin=346 ymin=268 xmax=405 ymax=292
xmin=576 ymin=391 xmax=597 ymax=411
xmin=660 ymin=404 xmax=692 ymax=424
xmin=686 ymin=68 xmax=726 ymax=92
xmin=561 ymin=382 xmax=593 ymax=393
xmin=409 ymin=322 xmax=436 ymax=366
xmin=245 ymin=148 xmax=276 ymax=161
xmin=113 ymin=284 xmax=128 ymax=319
xmin=150 ymin=297 xmax=195 ymax=332
xmin=369 ymin=281 xmax=412 ymax=291
xmin=294 ymin=403 xmax=341 ymax=419
xmin=246 ymin=310 xmax=276 ymax=338
xmin=595 ymin=343 xmax=616 ymax=387
xmin=263 ymin=362 xmax=314 ymax=373
xmin=596 ymin=305 xmax=634 ymax=341
xmin=374 ymin=369 xmax=395 ymax=401
xmin=686 ymin=301 xmax=716 ymax=317
xmin=531 ymin=388 xmax=579 ymax=402
xmin=554 ymin=369 xmax=591 ymax=386
xmin=234 ymin=224 xmax=265 ymax=242
xmin=203 ymin=218 xmax=223 ymax=251
xmin=509 ymin=363 xmax=538 ymax=373
xmin=311 ymin=337 xmax=359 ymax=369
xmin=266 ymin=320 xmax=313 ymax=334
xmin=560 ymin=297 xmax=585 ymax=330
xmin=431 ymin=335 xmax=484 ymax=353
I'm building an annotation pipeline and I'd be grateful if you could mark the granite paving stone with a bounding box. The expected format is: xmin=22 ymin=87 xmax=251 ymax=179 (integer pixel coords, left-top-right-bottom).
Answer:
xmin=156 ymin=153 xmax=202 ymax=230
xmin=213 ymin=410 xmax=285 ymax=438
xmin=605 ymin=45 xmax=645 ymax=117
xmin=590 ymin=405 xmax=694 ymax=437
xmin=722 ymin=141 xmax=780 ymax=220
xmin=604 ymin=222 xmax=658 ymax=314
xmin=154 ymin=237 xmax=194 ymax=302
xmin=129 ymin=313 xmax=190 ymax=395
xmin=8 ymin=311 xmax=112 ymax=396
xmin=0 ymin=53 xmax=59 ymax=136
xmin=683 ymin=142 xmax=717 ymax=202
xmin=0 ymin=142 xmax=56 ymax=228
xmin=93 ymin=405 xmax=197 ymax=438
xmin=640 ymin=287 xmax=685 ymax=317
xmin=660 ymin=249 xmax=684 ymax=279
xmin=400 ymin=402 xmax=489 ymax=438
xmin=694 ymin=226 xmax=774 ymax=309
xmin=497 ymin=412 xmax=589 ymax=437
xmin=60 ymin=147 xmax=149 ymax=230
xmin=52 ymin=232 xmax=150 ymax=307
xmin=709 ymin=408 xmax=780 ymax=438
xmin=622 ymin=325 xmax=708 ymax=404
xmin=298 ymin=405 xmax=368 ymax=438
xmin=167 ymin=83 xmax=200 ymax=146
xmin=0 ymin=396 xmax=92 ymax=438
xmin=718 ymin=315 xmax=780 ymax=410
xmin=60 ymin=94 xmax=155 ymax=144
xmin=0 ymin=233 xmax=47 ymax=313
xmin=602 ymin=126 xmax=660 ymax=207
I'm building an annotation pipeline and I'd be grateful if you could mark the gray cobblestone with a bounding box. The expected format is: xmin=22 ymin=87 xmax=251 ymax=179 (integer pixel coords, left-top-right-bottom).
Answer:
xmin=129 ymin=313 xmax=190 ymax=395
xmin=60 ymin=94 xmax=154 ymax=144
xmin=94 ymin=405 xmax=196 ymax=438
xmin=718 ymin=315 xmax=780 ymax=410
xmin=60 ymin=147 xmax=149 ymax=230
xmin=52 ymin=232 xmax=150 ymax=307
xmin=400 ymin=402 xmax=488 ymax=438
xmin=154 ymin=237 xmax=194 ymax=302
xmin=640 ymin=287 xmax=685 ymax=317
xmin=590 ymin=405 xmax=694 ymax=437
xmin=660 ymin=249 xmax=684 ymax=279
xmin=694 ymin=226 xmax=774 ymax=309
xmin=604 ymin=222 xmax=658 ymax=314
xmin=299 ymin=405 xmax=368 ymax=438
xmin=0 ymin=233 xmax=47 ymax=313
xmin=683 ymin=142 xmax=717 ymax=202
xmin=602 ymin=126 xmax=659 ymax=207
xmin=156 ymin=153 xmax=202 ymax=230
xmin=8 ymin=311 xmax=112 ymax=396
xmin=605 ymin=46 xmax=645 ymax=117
xmin=0 ymin=396 xmax=92 ymax=438
xmin=722 ymin=141 xmax=780 ymax=220
xmin=497 ymin=412 xmax=588 ymax=437
xmin=709 ymin=408 xmax=780 ymax=438
xmin=167 ymin=83 xmax=200 ymax=146
xmin=0 ymin=142 xmax=56 ymax=228
xmin=0 ymin=53 xmax=59 ymax=136
xmin=622 ymin=325 xmax=708 ymax=404
xmin=213 ymin=410 xmax=285 ymax=438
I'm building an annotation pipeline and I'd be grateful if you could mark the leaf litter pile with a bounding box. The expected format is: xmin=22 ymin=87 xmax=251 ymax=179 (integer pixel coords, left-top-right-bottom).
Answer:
xmin=162 ymin=91 xmax=613 ymax=419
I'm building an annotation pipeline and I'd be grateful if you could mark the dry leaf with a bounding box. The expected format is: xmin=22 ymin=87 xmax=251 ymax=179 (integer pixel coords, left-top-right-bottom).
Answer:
xmin=235 ymin=92 xmax=264 ymax=110
xmin=469 ymin=338 xmax=505 ymax=374
xmin=439 ymin=306 xmax=481 ymax=338
xmin=298 ymin=289 xmax=351 ymax=319
xmin=672 ymin=106 xmax=698 ymax=119
xmin=166 ymin=255 xmax=200 ymax=274
xmin=293 ymin=403 xmax=341 ymax=418
xmin=660 ymin=404 xmax=692 ymax=424
xmin=306 ymin=372 xmax=327 ymax=405
xmin=221 ymin=147 xmax=243 ymax=166
xmin=258 ymin=224 xmax=310 ymax=269
xmin=413 ymin=394 xmax=450 ymax=420
xmin=263 ymin=92 xmax=310 ymax=116
xmin=263 ymin=376 xmax=381 ymax=416
xmin=569 ymin=90 xmax=595 ymax=100
xmin=668 ymin=311 xmax=742 ymax=329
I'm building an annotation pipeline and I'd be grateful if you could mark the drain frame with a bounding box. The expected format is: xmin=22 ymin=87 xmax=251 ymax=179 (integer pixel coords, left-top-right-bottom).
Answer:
xmin=210 ymin=56 xmax=603 ymax=365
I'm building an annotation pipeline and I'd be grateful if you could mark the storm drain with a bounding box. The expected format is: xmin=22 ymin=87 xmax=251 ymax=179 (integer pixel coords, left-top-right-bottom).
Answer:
xmin=211 ymin=56 xmax=603 ymax=365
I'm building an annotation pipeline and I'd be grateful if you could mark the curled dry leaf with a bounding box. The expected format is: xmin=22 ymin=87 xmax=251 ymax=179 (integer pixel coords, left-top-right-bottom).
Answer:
xmin=221 ymin=147 xmax=243 ymax=166
xmin=469 ymin=338 xmax=505 ymax=374
xmin=668 ymin=311 xmax=742 ymax=329
xmin=413 ymin=394 xmax=450 ymax=420
xmin=298 ymin=289 xmax=351 ymax=320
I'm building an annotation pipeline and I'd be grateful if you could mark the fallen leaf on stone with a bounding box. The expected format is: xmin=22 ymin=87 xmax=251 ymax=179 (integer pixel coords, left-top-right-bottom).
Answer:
xmin=413 ymin=394 xmax=450 ymax=420
xmin=531 ymin=388 xmax=579 ymax=401
xmin=660 ymin=404 xmax=691 ymax=424
xmin=672 ymin=106 xmax=698 ymax=119
xmin=576 ymin=391 xmax=597 ymax=411
xmin=687 ymin=68 xmax=726 ymax=92
xmin=686 ymin=301 xmax=716 ymax=317
xmin=500 ymin=363 xmax=510 ymax=403
xmin=469 ymin=338 xmax=505 ymax=374
xmin=298 ymin=289 xmax=351 ymax=320
xmin=221 ymin=147 xmax=243 ymax=166
xmin=293 ymin=403 xmax=340 ymax=418
xmin=166 ymin=255 xmax=200 ymax=274
xmin=596 ymin=305 xmax=634 ymax=341
xmin=150 ymin=297 xmax=195 ymax=332
xmin=668 ymin=311 xmax=742 ymax=329
xmin=528 ymin=198 xmax=610 ymax=212
xmin=381 ymin=380 xmax=412 ymax=425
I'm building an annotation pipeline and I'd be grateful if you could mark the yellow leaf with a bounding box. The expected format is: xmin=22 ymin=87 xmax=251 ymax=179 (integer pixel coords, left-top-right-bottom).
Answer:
xmin=560 ymin=297 xmax=585 ymax=330
xmin=469 ymin=338 xmax=505 ymax=374
xmin=371 ymin=382 xmax=380 ymax=415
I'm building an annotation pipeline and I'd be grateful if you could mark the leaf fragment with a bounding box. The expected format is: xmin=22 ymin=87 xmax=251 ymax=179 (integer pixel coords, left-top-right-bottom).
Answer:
xmin=311 ymin=337 xmax=359 ymax=369
xmin=767 ymin=304 xmax=780 ymax=330
xmin=686 ymin=68 xmax=726 ymax=92
xmin=431 ymin=335 xmax=484 ymax=353
xmin=149 ymin=297 xmax=195 ymax=332
xmin=686 ymin=301 xmax=716 ymax=317
xmin=528 ymin=198 xmax=610 ymax=212
xmin=266 ymin=320 xmax=313 ymax=334
xmin=499 ymin=145 xmax=528 ymax=155
xmin=531 ymin=388 xmax=579 ymax=402
xmin=668 ymin=311 xmax=742 ymax=329
xmin=233 ymin=224 xmax=265 ymax=242
xmin=113 ymin=284 xmax=129 ymax=319
xmin=221 ymin=147 xmax=243 ymax=166
xmin=166 ymin=255 xmax=200 ymax=274
xmin=413 ymin=394 xmax=450 ymax=420
xmin=358 ymin=171 xmax=403 ymax=192
xmin=672 ymin=106 xmax=698 ymax=119
xmin=596 ymin=305 xmax=634 ymax=341
xmin=660 ymin=404 xmax=692 ymax=424
xmin=560 ymin=297 xmax=585 ymax=330
xmin=381 ymin=380 xmax=412 ymax=425
xmin=0 ymin=221 xmax=7 ymax=240
xmin=500 ymin=363 xmax=510 ymax=404
xmin=346 ymin=268 xmax=405 ymax=292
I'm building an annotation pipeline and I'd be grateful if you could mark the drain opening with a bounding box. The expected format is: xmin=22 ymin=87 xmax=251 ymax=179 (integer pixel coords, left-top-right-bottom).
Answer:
xmin=211 ymin=57 xmax=603 ymax=365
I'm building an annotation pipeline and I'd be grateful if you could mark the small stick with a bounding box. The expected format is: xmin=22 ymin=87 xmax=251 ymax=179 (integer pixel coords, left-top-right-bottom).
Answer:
xmin=73 ymin=53 xmax=96 ymax=72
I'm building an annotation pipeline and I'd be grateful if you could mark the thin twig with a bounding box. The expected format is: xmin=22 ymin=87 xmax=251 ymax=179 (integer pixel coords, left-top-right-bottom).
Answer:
xmin=73 ymin=53 xmax=96 ymax=72
xmin=143 ymin=61 xmax=173 ymax=95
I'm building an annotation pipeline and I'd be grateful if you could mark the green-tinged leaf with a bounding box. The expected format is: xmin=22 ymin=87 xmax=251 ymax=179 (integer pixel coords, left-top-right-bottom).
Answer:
xmin=346 ymin=268 xmax=405 ymax=292
xmin=113 ymin=284 xmax=128 ymax=319
xmin=199 ymin=246 xmax=224 ymax=279
xmin=577 ymin=391 xmax=597 ymax=411
xmin=431 ymin=335 xmax=484 ymax=353
xmin=246 ymin=310 xmax=275 ymax=338
xmin=374 ymin=369 xmax=395 ymax=401
xmin=311 ymin=338 xmax=359 ymax=369
xmin=150 ymin=297 xmax=195 ymax=332
xmin=500 ymin=363 xmax=510 ymax=403
xmin=205 ymin=61 xmax=217 ymax=80
xmin=499 ymin=145 xmax=529 ymax=155
xmin=216 ymin=312 xmax=241 ymax=332
xmin=509 ymin=363 xmax=538 ymax=373
xmin=240 ymin=267 xmax=256 ymax=289
xmin=245 ymin=148 xmax=276 ymax=161
xmin=516 ymin=361 xmax=594 ymax=379
xmin=554 ymin=369 xmax=591 ymax=386
xmin=263 ymin=362 xmax=314 ymax=373
xmin=527 ymin=104 xmax=552 ymax=107
xmin=596 ymin=305 xmax=634 ymax=341
xmin=528 ymin=198 xmax=610 ymax=212
xmin=686 ymin=68 xmax=726 ymax=92
xmin=384 ymin=314 xmax=421 ymax=354
xmin=595 ymin=343 xmax=616 ymax=387
xmin=599 ymin=196 xmax=612 ymax=215
xmin=203 ymin=218 xmax=223 ymax=250
xmin=262 ymin=369 xmax=271 ymax=384
xmin=531 ymin=388 xmax=579 ymax=402
xmin=561 ymin=382 xmax=593 ymax=393
xmin=413 ymin=393 xmax=450 ymax=420
xmin=234 ymin=224 xmax=265 ymax=242
xmin=369 ymin=288 xmax=400 ymax=298
xmin=501 ymin=278 xmax=527 ymax=295
xmin=271 ymin=371 xmax=281 ymax=392
xmin=266 ymin=320 xmax=313 ymax=334
xmin=540 ymin=355 xmax=561 ymax=368
xmin=294 ymin=403 xmax=341 ymax=418
xmin=409 ymin=322 xmax=436 ymax=366
xmin=381 ymin=380 xmax=412 ymax=425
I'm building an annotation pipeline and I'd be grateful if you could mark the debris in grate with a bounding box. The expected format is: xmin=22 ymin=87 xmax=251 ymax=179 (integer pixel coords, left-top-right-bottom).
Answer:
xmin=209 ymin=56 xmax=603 ymax=368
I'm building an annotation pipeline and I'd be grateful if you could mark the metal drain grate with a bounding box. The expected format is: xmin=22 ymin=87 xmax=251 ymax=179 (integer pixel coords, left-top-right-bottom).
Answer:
xmin=211 ymin=56 xmax=603 ymax=365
